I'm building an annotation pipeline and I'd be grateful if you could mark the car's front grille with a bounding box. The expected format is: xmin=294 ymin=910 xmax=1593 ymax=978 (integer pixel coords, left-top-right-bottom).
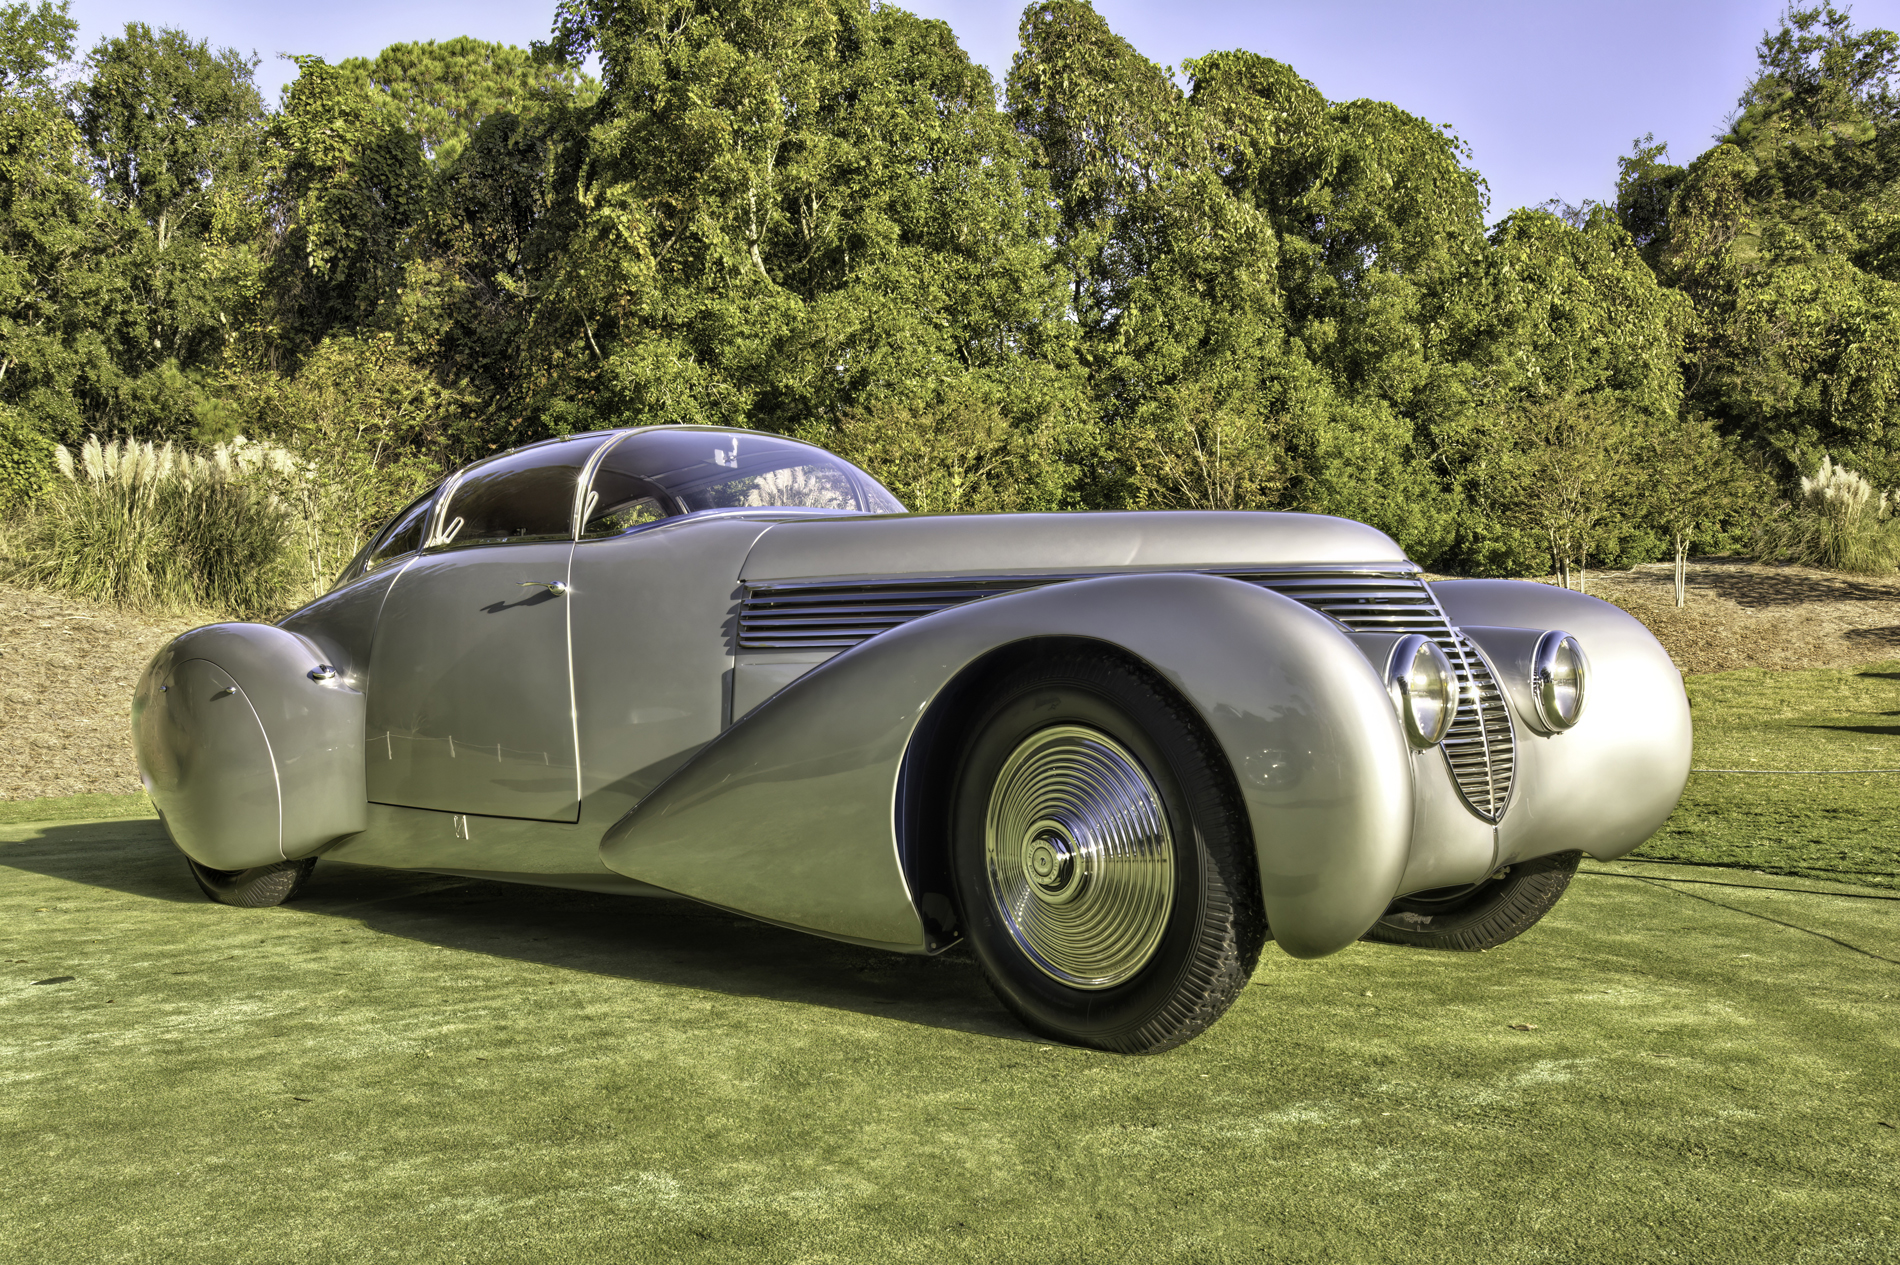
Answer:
xmin=738 ymin=567 xmax=1516 ymax=820
xmin=1437 ymin=638 xmax=1515 ymax=820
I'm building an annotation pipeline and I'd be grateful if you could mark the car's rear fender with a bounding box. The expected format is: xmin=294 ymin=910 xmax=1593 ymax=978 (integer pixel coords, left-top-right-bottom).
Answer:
xmin=598 ymin=572 xmax=1414 ymax=958
xmin=132 ymin=623 xmax=366 ymax=870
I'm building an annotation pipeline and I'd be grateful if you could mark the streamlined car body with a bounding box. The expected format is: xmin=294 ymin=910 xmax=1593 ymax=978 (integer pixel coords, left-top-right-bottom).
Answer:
xmin=131 ymin=425 xmax=1692 ymax=1051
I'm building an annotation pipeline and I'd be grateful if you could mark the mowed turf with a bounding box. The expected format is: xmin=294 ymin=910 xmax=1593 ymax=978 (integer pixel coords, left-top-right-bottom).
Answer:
xmin=6 ymin=660 xmax=1900 ymax=1262
xmin=2 ymin=815 xmax=1896 ymax=1264
xmin=1638 ymin=659 xmax=1900 ymax=888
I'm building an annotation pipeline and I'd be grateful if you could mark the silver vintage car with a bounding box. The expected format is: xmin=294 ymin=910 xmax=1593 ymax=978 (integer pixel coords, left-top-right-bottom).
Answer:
xmin=131 ymin=426 xmax=1692 ymax=1052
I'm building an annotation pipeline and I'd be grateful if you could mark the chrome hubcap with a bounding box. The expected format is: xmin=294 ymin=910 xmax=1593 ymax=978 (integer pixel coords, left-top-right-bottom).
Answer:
xmin=984 ymin=724 xmax=1175 ymax=989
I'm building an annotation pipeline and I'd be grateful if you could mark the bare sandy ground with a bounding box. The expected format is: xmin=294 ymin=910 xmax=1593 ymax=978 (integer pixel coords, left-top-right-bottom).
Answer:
xmin=1571 ymin=558 xmax=1900 ymax=675
xmin=0 ymin=585 xmax=208 ymax=800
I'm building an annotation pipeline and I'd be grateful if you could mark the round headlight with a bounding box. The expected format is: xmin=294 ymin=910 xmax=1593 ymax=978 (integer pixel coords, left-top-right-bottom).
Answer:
xmin=1386 ymin=634 xmax=1456 ymax=749
xmin=1531 ymin=631 xmax=1587 ymax=731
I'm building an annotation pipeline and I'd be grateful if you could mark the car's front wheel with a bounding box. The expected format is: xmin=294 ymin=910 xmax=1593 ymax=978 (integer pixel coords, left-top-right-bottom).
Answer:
xmin=185 ymin=856 xmax=316 ymax=908
xmin=949 ymin=649 xmax=1265 ymax=1054
xmin=1362 ymin=851 xmax=1581 ymax=950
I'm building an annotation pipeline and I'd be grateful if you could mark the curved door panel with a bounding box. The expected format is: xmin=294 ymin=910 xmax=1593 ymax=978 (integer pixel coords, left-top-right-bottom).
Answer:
xmin=366 ymin=543 xmax=579 ymax=822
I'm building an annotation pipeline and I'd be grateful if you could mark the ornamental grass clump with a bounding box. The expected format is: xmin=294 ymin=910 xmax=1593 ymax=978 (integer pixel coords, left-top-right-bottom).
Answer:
xmin=1754 ymin=456 xmax=1900 ymax=575
xmin=7 ymin=435 xmax=299 ymax=617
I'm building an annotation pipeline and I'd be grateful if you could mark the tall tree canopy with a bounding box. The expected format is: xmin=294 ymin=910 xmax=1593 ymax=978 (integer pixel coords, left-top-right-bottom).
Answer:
xmin=337 ymin=37 xmax=596 ymax=167
xmin=4 ymin=0 xmax=1894 ymax=579
xmin=521 ymin=0 xmax=1074 ymax=466
xmin=1633 ymin=4 xmax=1900 ymax=485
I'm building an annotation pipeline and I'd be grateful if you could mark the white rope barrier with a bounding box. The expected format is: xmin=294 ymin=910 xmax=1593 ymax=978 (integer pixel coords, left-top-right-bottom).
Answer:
xmin=1690 ymin=767 xmax=1900 ymax=774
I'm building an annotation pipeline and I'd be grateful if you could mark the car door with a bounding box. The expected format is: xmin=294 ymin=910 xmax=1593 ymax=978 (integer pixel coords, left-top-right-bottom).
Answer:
xmin=365 ymin=435 xmax=610 ymax=822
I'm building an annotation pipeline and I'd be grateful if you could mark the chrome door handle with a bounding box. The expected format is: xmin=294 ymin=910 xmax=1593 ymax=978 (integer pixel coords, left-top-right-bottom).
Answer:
xmin=521 ymin=580 xmax=569 ymax=596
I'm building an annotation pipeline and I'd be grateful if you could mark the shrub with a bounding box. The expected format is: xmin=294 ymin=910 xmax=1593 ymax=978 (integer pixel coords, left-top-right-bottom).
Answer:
xmin=1754 ymin=456 xmax=1900 ymax=575
xmin=1123 ymin=380 xmax=1284 ymax=512
xmin=7 ymin=436 xmax=299 ymax=616
xmin=0 ymin=405 xmax=56 ymax=514
xmin=222 ymin=335 xmax=448 ymax=599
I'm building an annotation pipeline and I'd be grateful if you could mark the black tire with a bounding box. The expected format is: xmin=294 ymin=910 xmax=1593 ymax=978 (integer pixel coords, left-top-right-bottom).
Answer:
xmin=949 ymin=648 xmax=1265 ymax=1054
xmin=1363 ymin=851 xmax=1581 ymax=951
xmin=186 ymin=856 xmax=317 ymax=908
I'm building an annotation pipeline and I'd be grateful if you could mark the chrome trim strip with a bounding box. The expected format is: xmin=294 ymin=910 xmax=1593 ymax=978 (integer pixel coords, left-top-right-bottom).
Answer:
xmin=571 ymin=431 xmax=631 ymax=539
xmin=230 ymin=681 xmax=285 ymax=861
xmin=563 ymin=536 xmax=583 ymax=815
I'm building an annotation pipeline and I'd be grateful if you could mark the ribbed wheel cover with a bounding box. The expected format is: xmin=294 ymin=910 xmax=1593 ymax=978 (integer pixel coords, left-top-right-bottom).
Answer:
xmin=983 ymin=724 xmax=1175 ymax=989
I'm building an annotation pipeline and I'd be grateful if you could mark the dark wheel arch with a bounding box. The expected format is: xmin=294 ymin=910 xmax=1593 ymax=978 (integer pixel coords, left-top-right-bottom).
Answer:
xmin=1362 ymin=851 xmax=1581 ymax=951
xmin=897 ymin=636 xmax=1260 ymax=948
xmin=185 ymin=856 xmax=317 ymax=907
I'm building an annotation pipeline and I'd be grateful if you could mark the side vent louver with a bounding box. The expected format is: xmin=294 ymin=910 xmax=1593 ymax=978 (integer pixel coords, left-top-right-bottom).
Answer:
xmin=736 ymin=578 xmax=1040 ymax=650
xmin=739 ymin=566 xmax=1516 ymax=821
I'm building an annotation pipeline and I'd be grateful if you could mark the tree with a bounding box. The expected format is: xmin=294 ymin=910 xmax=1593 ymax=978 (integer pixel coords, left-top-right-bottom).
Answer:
xmin=261 ymin=56 xmax=434 ymax=355
xmin=1654 ymin=5 xmax=1900 ymax=487
xmin=1614 ymin=132 xmax=1684 ymax=270
xmin=810 ymin=372 xmax=1085 ymax=513
xmin=75 ymin=24 xmax=264 ymax=251
xmin=512 ymin=0 xmax=1077 ymax=472
xmin=1493 ymin=394 xmax=1641 ymax=592
xmin=1643 ymin=412 xmax=1756 ymax=605
xmin=338 ymin=37 xmax=596 ymax=168
xmin=0 ymin=0 xmax=112 ymax=442
xmin=0 ymin=0 xmax=72 ymax=95
xmin=69 ymin=22 xmax=268 ymax=433
xmin=1174 ymin=47 xmax=1497 ymax=555
xmin=1124 ymin=373 xmax=1283 ymax=510
xmin=1470 ymin=207 xmax=1690 ymax=412
xmin=1006 ymin=14 xmax=1328 ymax=520
xmin=224 ymin=333 xmax=448 ymax=599
xmin=1007 ymin=0 xmax=1189 ymax=351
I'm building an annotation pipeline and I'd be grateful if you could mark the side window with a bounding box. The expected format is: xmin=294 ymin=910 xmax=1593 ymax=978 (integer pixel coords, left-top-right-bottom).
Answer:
xmin=431 ymin=436 xmax=608 ymax=549
xmin=362 ymin=492 xmax=435 ymax=574
xmin=580 ymin=468 xmax=679 ymax=539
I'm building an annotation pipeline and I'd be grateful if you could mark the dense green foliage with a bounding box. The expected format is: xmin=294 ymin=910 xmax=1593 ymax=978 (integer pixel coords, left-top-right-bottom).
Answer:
xmin=1637 ymin=7 xmax=1900 ymax=488
xmin=3 ymin=0 xmax=1898 ymax=586
xmin=337 ymin=38 xmax=597 ymax=169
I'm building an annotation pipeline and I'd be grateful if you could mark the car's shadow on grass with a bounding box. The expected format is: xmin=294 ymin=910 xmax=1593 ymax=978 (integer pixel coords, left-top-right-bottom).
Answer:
xmin=0 ymin=817 xmax=1031 ymax=1043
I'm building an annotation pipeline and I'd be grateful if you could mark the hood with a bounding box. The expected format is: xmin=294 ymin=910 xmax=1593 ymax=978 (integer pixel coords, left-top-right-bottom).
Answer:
xmin=738 ymin=510 xmax=1409 ymax=584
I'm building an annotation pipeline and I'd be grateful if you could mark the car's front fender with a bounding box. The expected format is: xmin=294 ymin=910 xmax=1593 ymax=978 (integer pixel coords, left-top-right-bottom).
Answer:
xmin=1434 ymin=580 xmax=1691 ymax=865
xmin=598 ymin=573 xmax=1414 ymax=959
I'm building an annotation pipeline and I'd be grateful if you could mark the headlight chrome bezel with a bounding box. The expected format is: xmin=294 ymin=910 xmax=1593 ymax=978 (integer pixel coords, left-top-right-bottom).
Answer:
xmin=1531 ymin=630 xmax=1587 ymax=731
xmin=1386 ymin=634 xmax=1456 ymax=749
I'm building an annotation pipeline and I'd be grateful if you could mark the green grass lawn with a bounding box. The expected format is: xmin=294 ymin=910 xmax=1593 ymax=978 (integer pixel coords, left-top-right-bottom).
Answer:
xmin=0 ymin=792 xmax=154 ymax=828
xmin=1638 ymin=659 xmax=1900 ymax=888
xmin=2 ymin=665 xmax=1898 ymax=1263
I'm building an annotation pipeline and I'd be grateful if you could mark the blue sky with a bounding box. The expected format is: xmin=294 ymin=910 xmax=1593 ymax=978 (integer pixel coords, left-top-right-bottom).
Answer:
xmin=64 ymin=0 xmax=1900 ymax=221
